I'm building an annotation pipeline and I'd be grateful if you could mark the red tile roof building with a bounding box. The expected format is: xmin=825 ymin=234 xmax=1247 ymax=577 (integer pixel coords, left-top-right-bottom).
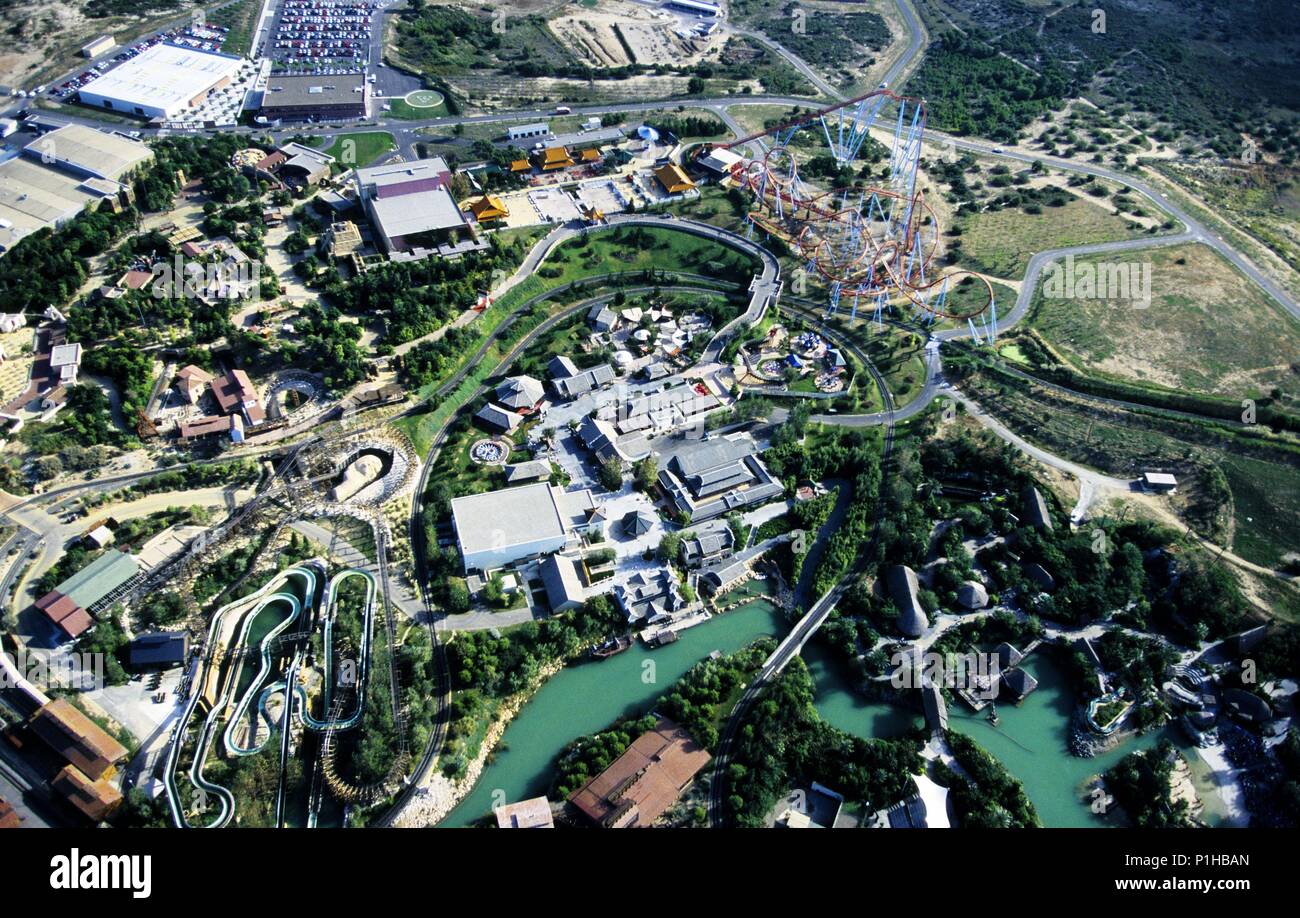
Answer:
xmin=568 ymin=718 xmax=711 ymax=827
xmin=52 ymin=765 xmax=122 ymax=823
xmin=28 ymin=699 xmax=128 ymax=781
xmin=34 ymin=591 xmax=93 ymax=640
xmin=211 ymin=369 xmax=265 ymax=425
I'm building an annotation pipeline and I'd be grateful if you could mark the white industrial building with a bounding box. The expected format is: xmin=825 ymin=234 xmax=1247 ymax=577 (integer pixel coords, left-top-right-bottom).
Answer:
xmin=450 ymin=481 xmax=602 ymax=573
xmin=78 ymin=44 xmax=244 ymax=119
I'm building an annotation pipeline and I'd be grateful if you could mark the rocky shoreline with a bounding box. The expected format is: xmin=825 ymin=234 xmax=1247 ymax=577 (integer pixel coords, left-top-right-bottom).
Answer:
xmin=1069 ymin=709 xmax=1146 ymax=758
xmin=391 ymin=657 xmax=566 ymax=828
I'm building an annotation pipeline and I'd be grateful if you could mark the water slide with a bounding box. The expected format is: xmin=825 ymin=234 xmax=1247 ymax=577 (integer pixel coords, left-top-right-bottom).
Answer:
xmin=164 ymin=563 xmax=324 ymax=828
xmin=164 ymin=561 xmax=379 ymax=828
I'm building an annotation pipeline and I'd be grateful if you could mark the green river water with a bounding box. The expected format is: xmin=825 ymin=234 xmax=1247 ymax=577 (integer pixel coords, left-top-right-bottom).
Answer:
xmin=440 ymin=596 xmax=787 ymax=827
xmin=439 ymin=597 xmax=1226 ymax=828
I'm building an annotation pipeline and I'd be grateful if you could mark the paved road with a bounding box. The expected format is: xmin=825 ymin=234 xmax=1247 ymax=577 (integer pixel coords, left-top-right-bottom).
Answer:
xmin=927 ymin=134 xmax=1300 ymax=323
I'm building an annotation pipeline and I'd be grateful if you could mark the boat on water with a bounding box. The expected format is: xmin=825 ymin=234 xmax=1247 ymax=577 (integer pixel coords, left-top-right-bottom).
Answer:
xmin=590 ymin=635 xmax=633 ymax=659
xmin=987 ymin=703 xmax=1000 ymax=726
xmin=648 ymin=630 xmax=680 ymax=648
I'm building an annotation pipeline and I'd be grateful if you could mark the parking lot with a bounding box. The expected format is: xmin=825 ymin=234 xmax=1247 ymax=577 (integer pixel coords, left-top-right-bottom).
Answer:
xmin=39 ymin=22 xmax=241 ymax=105
xmin=267 ymin=0 xmax=379 ymax=74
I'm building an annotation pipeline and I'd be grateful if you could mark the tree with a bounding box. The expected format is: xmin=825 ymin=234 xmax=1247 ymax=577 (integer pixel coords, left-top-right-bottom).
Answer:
xmin=726 ymin=512 xmax=747 ymax=550
xmin=33 ymin=455 xmax=64 ymax=481
xmin=657 ymin=531 xmax=682 ymax=564
xmin=633 ymin=456 xmax=658 ymax=491
xmin=598 ymin=458 xmax=625 ymax=492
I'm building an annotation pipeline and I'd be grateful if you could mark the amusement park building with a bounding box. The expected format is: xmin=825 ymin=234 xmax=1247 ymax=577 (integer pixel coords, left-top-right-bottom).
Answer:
xmin=450 ymin=482 xmax=600 ymax=573
xmin=78 ymin=43 xmax=242 ymax=119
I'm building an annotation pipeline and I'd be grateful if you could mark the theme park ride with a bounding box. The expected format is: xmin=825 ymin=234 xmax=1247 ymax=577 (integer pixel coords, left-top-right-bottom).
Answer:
xmin=163 ymin=561 xmax=401 ymax=828
xmin=717 ymin=89 xmax=998 ymax=343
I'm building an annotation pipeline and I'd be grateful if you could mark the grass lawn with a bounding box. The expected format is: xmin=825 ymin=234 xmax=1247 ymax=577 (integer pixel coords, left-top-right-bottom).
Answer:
xmin=538 ymin=224 xmax=758 ymax=289
xmin=999 ymin=343 xmax=1031 ymax=364
xmin=1031 ymin=243 xmax=1300 ymax=400
xmin=1219 ymin=452 xmax=1300 ymax=568
xmin=209 ymin=0 xmax=261 ymax=58
xmin=725 ymin=103 xmax=812 ymax=138
xmin=385 ymin=97 xmax=450 ymax=120
xmin=318 ymin=131 xmax=397 ymax=169
xmin=956 ymin=196 xmax=1145 ymax=279
xmin=818 ymin=311 xmax=927 ymax=406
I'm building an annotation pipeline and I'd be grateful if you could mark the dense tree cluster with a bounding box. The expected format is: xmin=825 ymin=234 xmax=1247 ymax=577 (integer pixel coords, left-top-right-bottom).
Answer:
xmin=910 ymin=34 xmax=1069 ymax=142
xmin=1103 ymin=741 xmax=1191 ymax=828
xmin=940 ymin=730 xmax=1041 ymax=827
xmin=0 ymin=209 xmax=136 ymax=314
xmin=324 ymin=236 xmax=530 ymax=344
xmin=449 ymin=596 xmax=626 ymax=699
xmin=723 ymin=659 xmax=921 ymax=826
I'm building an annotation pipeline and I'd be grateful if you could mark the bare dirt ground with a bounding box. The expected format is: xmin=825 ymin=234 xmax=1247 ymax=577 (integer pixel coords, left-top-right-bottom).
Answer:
xmin=0 ymin=1 xmax=196 ymax=89
xmin=446 ymin=72 xmax=698 ymax=109
xmin=549 ymin=1 xmax=721 ymax=69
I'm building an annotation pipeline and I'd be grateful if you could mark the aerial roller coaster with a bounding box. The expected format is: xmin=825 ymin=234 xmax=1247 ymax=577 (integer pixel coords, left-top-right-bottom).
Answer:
xmin=718 ymin=89 xmax=998 ymax=342
xmin=163 ymin=561 xmax=391 ymax=828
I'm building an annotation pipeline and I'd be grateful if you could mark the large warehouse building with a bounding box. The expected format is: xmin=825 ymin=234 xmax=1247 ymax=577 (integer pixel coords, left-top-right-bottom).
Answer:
xmin=450 ymin=481 xmax=602 ymax=573
xmin=259 ymin=73 xmax=370 ymax=122
xmin=354 ymin=158 xmax=468 ymax=256
xmin=0 ymin=124 xmax=152 ymax=255
xmin=77 ymin=43 xmax=243 ymax=119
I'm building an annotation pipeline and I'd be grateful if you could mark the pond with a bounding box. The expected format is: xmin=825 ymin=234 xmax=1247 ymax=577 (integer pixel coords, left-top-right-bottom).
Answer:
xmin=804 ymin=642 xmax=1179 ymax=828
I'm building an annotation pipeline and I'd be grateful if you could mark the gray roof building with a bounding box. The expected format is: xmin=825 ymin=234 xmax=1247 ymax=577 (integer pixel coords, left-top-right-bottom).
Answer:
xmin=614 ymin=568 xmax=683 ymax=624
xmin=541 ymin=554 xmax=585 ymax=612
xmin=551 ymin=364 xmax=617 ymax=400
xmin=701 ymin=558 xmax=750 ymax=595
xmin=547 ymin=355 xmax=578 ymax=379
xmin=657 ymin=434 xmax=783 ymax=522
xmin=578 ymin=416 xmax=650 ymax=464
xmin=588 ymin=303 xmax=617 ymax=331
xmin=277 ymin=142 xmax=335 ymax=185
xmin=504 ymin=460 xmax=553 ymax=484
xmin=260 ymin=73 xmax=370 ymax=120
xmin=56 ymin=549 xmax=140 ymax=611
xmin=922 ymin=682 xmax=948 ymax=732
xmin=496 ymin=375 xmax=545 ymax=410
xmin=617 ymin=383 xmax=720 ymax=435
xmin=355 ymin=157 xmax=452 ymax=195
xmin=884 ymin=564 xmax=929 ymax=638
xmin=128 ymin=631 xmax=188 ymax=669
xmin=506 ymin=122 xmax=551 ymax=142
xmin=621 ymin=509 xmax=656 ymax=537
xmin=1022 ymin=486 xmax=1054 ymax=531
xmin=475 ymin=402 xmax=523 ymax=433
xmin=681 ymin=527 xmax=734 ymax=567
xmin=995 ymin=643 xmax=1024 ymax=671
xmin=1023 ymin=562 xmax=1057 ymax=592
xmin=368 ymin=188 xmax=465 ymax=249
xmin=450 ymin=482 xmax=572 ymax=573
xmin=957 ymin=580 xmax=989 ymax=610
xmin=545 ymin=126 xmax=624 ymax=149
xmin=554 ymin=488 xmax=604 ymax=535
xmin=1001 ymin=667 xmax=1039 ymax=699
